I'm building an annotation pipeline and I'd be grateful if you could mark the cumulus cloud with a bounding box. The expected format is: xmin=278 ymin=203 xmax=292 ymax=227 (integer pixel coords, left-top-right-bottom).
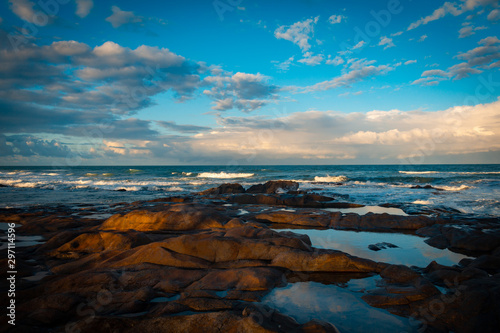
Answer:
xmin=274 ymin=16 xmax=319 ymax=52
xmin=404 ymin=60 xmax=417 ymax=65
xmin=182 ymin=100 xmax=500 ymax=163
xmin=378 ymin=36 xmax=395 ymax=50
xmin=326 ymin=56 xmax=344 ymax=66
xmin=352 ymin=40 xmax=365 ymax=49
xmin=106 ymin=6 xmax=144 ymax=28
xmin=458 ymin=23 xmax=487 ymax=38
xmin=8 ymin=0 xmax=36 ymax=23
xmin=488 ymin=8 xmax=500 ymax=20
xmin=298 ymin=52 xmax=324 ymax=66
xmin=203 ymin=72 xmax=278 ymax=112
xmin=418 ymin=35 xmax=428 ymax=42
xmin=76 ymin=0 xmax=93 ymax=18
xmin=328 ymin=14 xmax=345 ymax=24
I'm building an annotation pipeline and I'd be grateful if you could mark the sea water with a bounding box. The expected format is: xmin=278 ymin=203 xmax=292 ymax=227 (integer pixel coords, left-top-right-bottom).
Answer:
xmin=0 ymin=164 xmax=498 ymax=217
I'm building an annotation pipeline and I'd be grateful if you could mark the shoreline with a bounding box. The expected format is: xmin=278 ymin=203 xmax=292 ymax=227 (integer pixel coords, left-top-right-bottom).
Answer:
xmin=1 ymin=180 xmax=500 ymax=332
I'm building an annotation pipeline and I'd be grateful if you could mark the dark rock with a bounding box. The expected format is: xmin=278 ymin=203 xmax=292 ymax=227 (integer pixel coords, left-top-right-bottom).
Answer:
xmin=200 ymin=183 xmax=245 ymax=195
xmin=368 ymin=242 xmax=399 ymax=251
xmin=410 ymin=184 xmax=444 ymax=191
xmin=246 ymin=180 xmax=299 ymax=194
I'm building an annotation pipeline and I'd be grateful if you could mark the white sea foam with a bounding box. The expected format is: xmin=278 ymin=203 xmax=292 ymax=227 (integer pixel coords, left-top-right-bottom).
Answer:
xmin=197 ymin=172 xmax=254 ymax=179
xmin=314 ymin=175 xmax=348 ymax=182
xmin=440 ymin=185 xmax=470 ymax=191
xmin=413 ymin=200 xmax=432 ymax=205
xmin=399 ymin=171 xmax=439 ymax=175
xmin=182 ymin=172 xmax=193 ymax=176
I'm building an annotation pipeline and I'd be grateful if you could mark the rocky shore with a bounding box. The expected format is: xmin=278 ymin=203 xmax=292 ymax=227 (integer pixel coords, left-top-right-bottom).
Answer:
xmin=1 ymin=180 xmax=500 ymax=332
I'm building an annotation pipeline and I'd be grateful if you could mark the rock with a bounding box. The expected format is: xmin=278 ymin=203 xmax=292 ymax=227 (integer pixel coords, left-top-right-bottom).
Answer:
xmin=200 ymin=183 xmax=245 ymax=195
xmin=467 ymin=255 xmax=500 ymax=274
xmin=50 ymin=231 xmax=150 ymax=258
xmin=255 ymin=211 xmax=331 ymax=228
xmin=410 ymin=185 xmax=444 ymax=191
xmin=67 ymin=307 xmax=341 ymax=333
xmin=422 ymin=225 xmax=500 ymax=254
xmin=100 ymin=204 xmax=229 ymax=231
xmin=368 ymin=242 xmax=399 ymax=251
xmin=246 ymin=180 xmax=299 ymax=194
xmin=186 ymin=267 xmax=285 ymax=291
xmin=380 ymin=264 xmax=421 ymax=283
xmin=271 ymin=248 xmax=385 ymax=273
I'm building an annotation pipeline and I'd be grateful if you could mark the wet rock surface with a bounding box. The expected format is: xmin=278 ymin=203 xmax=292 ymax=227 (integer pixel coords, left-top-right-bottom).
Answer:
xmin=2 ymin=181 xmax=500 ymax=333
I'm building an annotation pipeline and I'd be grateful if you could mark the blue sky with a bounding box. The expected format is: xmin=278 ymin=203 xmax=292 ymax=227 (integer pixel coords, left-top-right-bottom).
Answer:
xmin=0 ymin=0 xmax=499 ymax=165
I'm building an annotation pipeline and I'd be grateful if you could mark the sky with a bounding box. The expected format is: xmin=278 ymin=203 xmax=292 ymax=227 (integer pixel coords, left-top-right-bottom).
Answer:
xmin=0 ymin=0 xmax=499 ymax=166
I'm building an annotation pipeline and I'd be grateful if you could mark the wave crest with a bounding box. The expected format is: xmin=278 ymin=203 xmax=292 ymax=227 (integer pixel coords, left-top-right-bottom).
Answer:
xmin=197 ymin=172 xmax=254 ymax=179
xmin=314 ymin=175 xmax=348 ymax=182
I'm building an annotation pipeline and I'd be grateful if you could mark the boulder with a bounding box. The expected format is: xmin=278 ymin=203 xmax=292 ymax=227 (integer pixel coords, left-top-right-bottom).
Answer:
xmin=246 ymin=180 xmax=299 ymax=194
xmin=200 ymin=183 xmax=245 ymax=195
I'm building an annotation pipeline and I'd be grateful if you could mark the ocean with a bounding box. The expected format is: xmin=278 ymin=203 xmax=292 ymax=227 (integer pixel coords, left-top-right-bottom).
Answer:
xmin=0 ymin=164 xmax=498 ymax=217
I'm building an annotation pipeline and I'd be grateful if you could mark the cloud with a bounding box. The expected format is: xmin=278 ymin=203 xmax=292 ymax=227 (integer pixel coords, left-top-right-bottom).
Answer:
xmin=8 ymin=0 xmax=36 ymax=23
xmin=378 ymin=36 xmax=395 ymax=50
xmin=326 ymin=56 xmax=344 ymax=66
xmin=298 ymin=52 xmax=324 ymax=66
xmin=404 ymin=60 xmax=417 ymax=65
xmin=391 ymin=31 xmax=403 ymax=37
xmin=299 ymin=61 xmax=394 ymax=93
xmin=75 ymin=0 xmax=93 ymax=18
xmin=203 ymin=72 xmax=278 ymax=112
xmin=488 ymin=8 xmax=500 ymax=20
xmin=458 ymin=24 xmax=487 ymax=38
xmin=2 ymin=135 xmax=73 ymax=157
xmin=106 ymin=5 xmax=144 ymax=28
xmin=407 ymin=0 xmax=499 ymax=31
xmin=274 ymin=56 xmax=295 ymax=71
xmin=413 ymin=36 xmax=500 ymax=85
xmin=274 ymin=16 xmax=319 ymax=52
xmin=180 ymin=100 xmax=500 ymax=163
xmin=157 ymin=121 xmax=211 ymax=134
xmin=418 ymin=35 xmax=428 ymax=42
xmin=352 ymin=40 xmax=365 ymax=50
xmin=328 ymin=15 xmax=345 ymax=24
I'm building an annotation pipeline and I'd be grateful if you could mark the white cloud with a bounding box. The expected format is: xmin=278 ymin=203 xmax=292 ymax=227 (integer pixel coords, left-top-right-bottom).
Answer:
xmin=418 ymin=35 xmax=428 ymax=42
xmin=184 ymin=100 xmax=500 ymax=163
xmin=274 ymin=17 xmax=319 ymax=52
xmin=352 ymin=40 xmax=365 ymax=50
xmin=298 ymin=52 xmax=324 ymax=66
xmin=326 ymin=56 xmax=344 ymax=66
xmin=203 ymin=72 xmax=278 ymax=112
xmin=106 ymin=5 xmax=144 ymax=28
xmin=488 ymin=8 xmax=500 ymax=20
xmin=378 ymin=36 xmax=395 ymax=50
xmin=328 ymin=14 xmax=345 ymax=24
xmin=75 ymin=0 xmax=93 ymax=18
xmin=407 ymin=0 xmax=499 ymax=30
xmin=9 ymin=0 xmax=36 ymax=23
xmin=413 ymin=36 xmax=500 ymax=85
xmin=391 ymin=31 xmax=403 ymax=37
xmin=299 ymin=62 xmax=394 ymax=93
xmin=404 ymin=60 xmax=417 ymax=65
xmin=458 ymin=24 xmax=487 ymax=38
xmin=274 ymin=56 xmax=295 ymax=71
